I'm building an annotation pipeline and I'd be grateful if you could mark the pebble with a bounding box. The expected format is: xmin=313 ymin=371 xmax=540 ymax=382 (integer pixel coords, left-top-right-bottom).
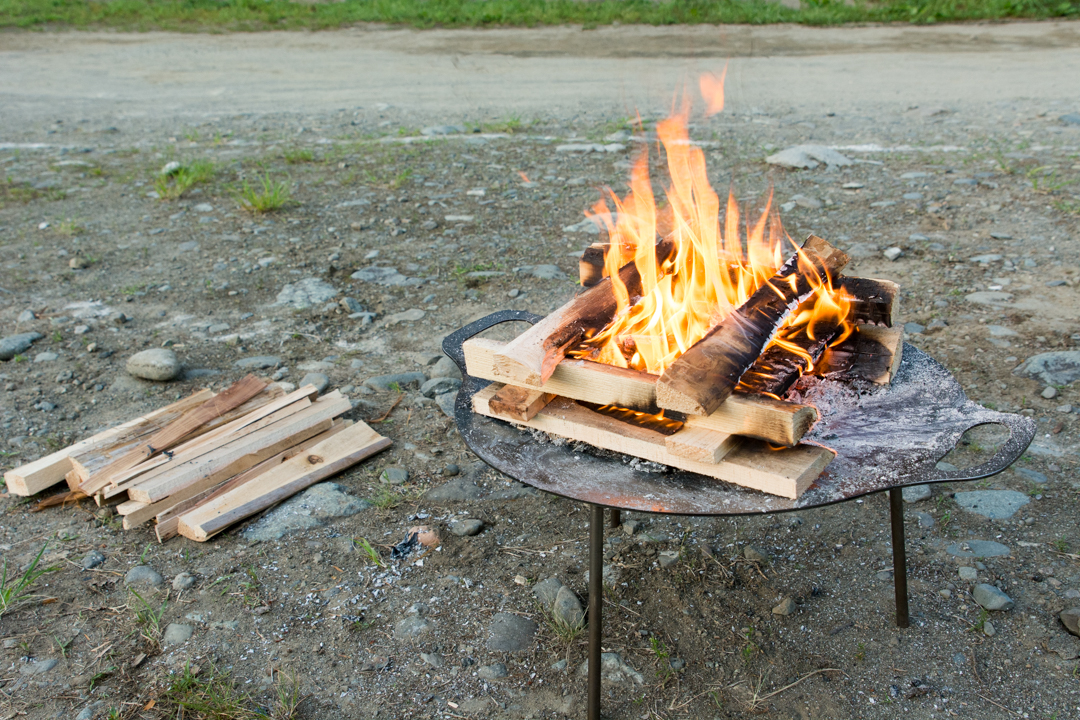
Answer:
xmin=764 ymin=144 xmax=853 ymax=169
xmin=970 ymin=254 xmax=1002 ymax=263
xmin=75 ymin=702 xmax=104 ymax=720
xmin=534 ymin=577 xmax=566 ymax=608
xmin=241 ymin=482 xmax=370 ymax=540
xmin=1013 ymin=351 xmax=1080 ymax=386
xmin=946 ymin=540 xmax=1011 ymax=558
xmin=19 ymin=659 xmax=58 ymax=676
xmin=743 ymin=546 xmax=769 ymax=563
xmin=927 ymin=318 xmax=948 ymax=330
xmin=909 ymin=233 xmax=930 ymax=241
xmin=553 ymin=586 xmax=585 ymax=628
xmin=987 ymin=325 xmax=1018 ymax=337
xmin=420 ymin=377 xmax=460 ymax=397
xmin=883 ymin=247 xmax=903 ymax=261
xmin=385 ymin=309 xmax=426 ymax=326
xmin=478 ymin=663 xmax=508 ymax=680
xmin=576 ymin=652 xmax=644 ymax=684
xmin=658 ymin=550 xmax=680 ymax=568
xmin=299 ymin=372 xmax=329 ymax=394
xmin=902 ymin=484 xmax=932 ymax=503
xmin=1060 ymin=114 xmax=1080 ymax=126
xmin=428 ymin=356 xmax=461 ymax=380
xmin=381 ymin=467 xmax=409 ymax=485
xmin=126 ymin=348 xmax=181 ymax=381
xmin=81 ymin=549 xmax=105 ymax=569
xmin=958 ymin=566 xmax=978 ymax=581
xmin=772 ymin=597 xmax=797 ymax=616
xmin=973 ymin=584 xmax=1014 ymax=611
xmin=34 ymin=352 xmax=59 ymax=363
xmin=876 ymin=570 xmax=893 ymax=581
xmin=442 ymin=464 xmax=460 ymax=476
xmin=790 ymin=194 xmax=823 ymax=209
xmin=394 ymin=616 xmax=432 ymax=639
xmin=904 ymin=322 xmax=925 ymax=335
xmin=508 ymin=288 xmax=521 ymax=298
xmin=422 ymin=125 xmax=465 ymax=135
xmin=162 ymin=623 xmax=194 ymax=646
xmin=124 ymin=565 xmax=164 ymax=586
xmin=365 ymin=372 xmax=426 ymax=391
xmin=449 ymin=518 xmax=484 ymax=536
xmin=913 ymin=511 xmax=935 ymax=529
xmin=965 ymin=291 xmax=1013 ymax=306
xmin=172 ymin=571 xmax=196 ymax=591
xmin=1041 ymin=386 xmax=1058 ymax=399
xmin=486 ymin=612 xmax=537 ymax=652
xmin=421 ymin=652 xmax=444 ymax=668
xmin=983 ymin=621 xmax=996 ymax=637
xmin=274 ymin=278 xmax=339 ymax=309
xmin=234 ymin=355 xmax=282 ymax=369
xmin=435 ymin=390 xmax=457 ymax=418
xmin=69 ymin=256 xmax=90 ymax=269
xmin=514 ymin=264 xmax=566 ymax=280
xmin=1060 ymin=608 xmax=1080 ymax=637
xmin=954 ymin=490 xmax=1030 ymax=519
xmin=902 ymin=192 xmax=924 ymax=201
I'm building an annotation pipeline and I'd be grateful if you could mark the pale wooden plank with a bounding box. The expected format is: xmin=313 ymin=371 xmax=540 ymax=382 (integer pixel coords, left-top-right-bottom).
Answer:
xmin=664 ymin=426 xmax=739 ymax=464
xmin=177 ymin=421 xmax=391 ymax=542
xmin=488 ymin=385 xmax=555 ymax=422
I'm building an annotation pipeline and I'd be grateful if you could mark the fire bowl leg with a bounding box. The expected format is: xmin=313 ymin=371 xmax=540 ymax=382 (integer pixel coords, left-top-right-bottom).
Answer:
xmin=589 ymin=503 xmax=604 ymax=720
xmin=889 ymin=487 xmax=910 ymax=628
xmin=609 ymin=508 xmax=621 ymax=529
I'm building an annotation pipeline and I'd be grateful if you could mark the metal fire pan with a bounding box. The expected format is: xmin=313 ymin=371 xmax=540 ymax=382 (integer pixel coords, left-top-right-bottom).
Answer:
xmin=443 ymin=311 xmax=1036 ymax=516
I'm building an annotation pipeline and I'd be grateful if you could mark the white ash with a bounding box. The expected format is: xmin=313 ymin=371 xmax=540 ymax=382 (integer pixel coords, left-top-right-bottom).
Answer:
xmin=789 ymin=375 xmax=883 ymax=429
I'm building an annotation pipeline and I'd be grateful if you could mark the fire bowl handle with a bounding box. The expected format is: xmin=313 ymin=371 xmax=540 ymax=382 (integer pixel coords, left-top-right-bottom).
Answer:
xmin=442 ymin=310 xmax=544 ymax=375
xmin=917 ymin=412 xmax=1036 ymax=488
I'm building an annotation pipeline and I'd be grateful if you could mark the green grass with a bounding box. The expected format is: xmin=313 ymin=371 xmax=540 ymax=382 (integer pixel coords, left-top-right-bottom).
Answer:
xmin=153 ymin=159 xmax=215 ymax=200
xmin=1 ymin=0 xmax=1076 ymax=32
xmin=0 ymin=544 xmax=54 ymax=618
xmin=162 ymin=663 xmax=303 ymax=720
xmin=233 ymin=173 xmax=292 ymax=214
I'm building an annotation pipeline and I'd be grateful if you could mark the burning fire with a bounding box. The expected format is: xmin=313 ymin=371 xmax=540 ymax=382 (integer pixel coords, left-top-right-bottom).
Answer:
xmin=570 ymin=76 xmax=852 ymax=381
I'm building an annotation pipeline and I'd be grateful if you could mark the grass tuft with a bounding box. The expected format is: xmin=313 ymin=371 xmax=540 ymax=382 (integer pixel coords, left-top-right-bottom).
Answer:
xmin=234 ymin=173 xmax=292 ymax=213
xmin=153 ymin=159 xmax=215 ymax=199
xmin=0 ymin=543 xmax=54 ymax=618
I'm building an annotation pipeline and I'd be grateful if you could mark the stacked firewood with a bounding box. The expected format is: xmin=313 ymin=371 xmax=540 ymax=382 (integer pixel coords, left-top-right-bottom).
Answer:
xmin=4 ymin=376 xmax=391 ymax=542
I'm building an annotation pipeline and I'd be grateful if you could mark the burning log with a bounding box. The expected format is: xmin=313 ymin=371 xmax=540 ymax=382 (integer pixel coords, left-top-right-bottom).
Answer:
xmin=655 ymin=235 xmax=850 ymax=417
xmin=816 ymin=325 xmax=904 ymax=385
xmin=492 ymin=237 xmax=676 ymax=387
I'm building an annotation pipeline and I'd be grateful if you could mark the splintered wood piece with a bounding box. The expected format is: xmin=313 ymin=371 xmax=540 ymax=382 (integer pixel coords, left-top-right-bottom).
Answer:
xmin=817 ymin=325 xmax=904 ymax=385
xmin=838 ymin=277 xmax=899 ymax=327
xmin=465 ymin=337 xmax=816 ymax=446
xmin=3 ymin=388 xmax=216 ymax=496
xmin=32 ymin=488 xmax=88 ymax=511
xmin=126 ymin=393 xmax=351 ymax=505
xmin=474 ymin=385 xmax=830 ymax=499
xmin=177 ymin=421 xmax=391 ymax=542
xmin=579 ymin=243 xmax=609 ymax=287
xmin=737 ymin=312 xmax=846 ymax=398
xmin=656 ymin=235 xmax=849 ymax=416
xmin=664 ymin=426 xmax=738 ymax=464
xmin=488 ymin=385 xmax=555 ymax=422
xmin=493 ymin=237 xmax=676 ymax=386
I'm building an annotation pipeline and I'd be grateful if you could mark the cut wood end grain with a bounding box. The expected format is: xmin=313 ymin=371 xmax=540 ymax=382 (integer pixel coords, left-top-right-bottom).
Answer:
xmin=488 ymin=385 xmax=555 ymax=422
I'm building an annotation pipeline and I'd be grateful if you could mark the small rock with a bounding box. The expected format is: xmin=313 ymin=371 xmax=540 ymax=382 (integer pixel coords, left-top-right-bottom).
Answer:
xmin=515 ymin=264 xmax=566 ymax=280
xmin=384 ymin=309 xmax=426 ymax=326
xmin=1013 ymin=351 xmax=1080 ymax=386
xmin=172 ymin=571 xmax=196 ymax=591
xmin=973 ymin=584 xmax=1014 ymax=611
xmin=772 ymin=597 xmax=797 ymax=616
xmin=124 ymin=565 xmax=164 ymax=586
xmin=876 ymin=570 xmax=893 ymax=581
xmin=234 ymin=355 xmax=282 ymax=369
xmin=743 ymin=546 xmax=769 ymax=563
xmin=435 ymin=390 xmax=457 ymax=418
xmin=902 ymin=484 xmax=932 ymax=503
xmin=765 ymin=144 xmax=853 ymax=169
xmin=507 ymin=288 xmax=521 ymax=298
xmin=442 ymin=464 xmax=460 ymax=477
xmin=162 ymin=623 xmax=194 ymax=646
xmin=274 ymin=278 xmax=338 ymax=309
xmin=428 ymin=356 xmax=462 ymax=380
xmin=421 ymin=125 xmax=465 ymax=136
xmin=34 ymin=352 xmax=59 ymax=363
xmin=533 ymin=577 xmax=566 ymax=608
xmin=1042 ymin=386 xmax=1059 ymax=399
xmin=904 ymin=322 xmax=925 ymax=335
xmin=69 ymin=256 xmax=90 ymax=269
xmin=75 ymin=702 xmax=104 ymax=720
xmin=883 ymin=247 xmax=903 ymax=261
xmin=658 ymin=550 xmax=680 ymax=568
xmin=81 ymin=549 xmax=105 ymax=569
xmin=486 ymin=612 xmax=537 ymax=652
xmin=790 ymin=194 xmax=823 ymax=209
xmin=241 ymin=482 xmax=370 ymax=541
xmin=576 ymin=652 xmax=645 ymax=685
xmin=394 ymin=616 xmax=433 ymax=640
xmin=1060 ymin=607 xmax=1080 ymax=637
xmin=983 ymin=620 xmax=996 ymax=637
xmin=1015 ymin=467 xmax=1048 ymax=484
xmin=381 ymin=467 xmax=409 ymax=485
xmin=958 ymin=566 xmax=978 ymax=581
xmin=987 ymin=325 xmax=1018 ymax=337
xmin=913 ymin=511 xmax=935 ymax=529
xmin=365 ymin=372 xmax=426 ymax=391
xmin=421 ymin=652 xmax=444 ymax=668
xmin=19 ymin=658 xmax=58 ymax=676
xmin=946 ymin=540 xmax=1011 ymax=558
xmin=299 ymin=372 xmax=329 ymax=394
xmin=126 ymin=349 xmax=181 ymax=382
xmin=954 ymin=490 xmax=1030 ymax=520
xmin=553 ymin=586 xmax=585 ymax=628
xmin=420 ymin=377 xmax=460 ymax=398
xmin=965 ymin=291 xmax=1014 ymax=306
xmin=161 ymin=161 xmax=181 ymax=175
xmin=478 ymin=663 xmax=508 ymax=680
xmin=340 ymin=297 xmax=364 ymax=314
xmin=1060 ymin=113 xmax=1080 ymax=126
xmin=449 ymin=518 xmax=484 ymax=536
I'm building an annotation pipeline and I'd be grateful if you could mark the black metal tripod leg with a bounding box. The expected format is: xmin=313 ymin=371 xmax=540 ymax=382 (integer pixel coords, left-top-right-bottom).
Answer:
xmin=889 ymin=487 xmax=910 ymax=628
xmin=589 ymin=503 xmax=604 ymax=720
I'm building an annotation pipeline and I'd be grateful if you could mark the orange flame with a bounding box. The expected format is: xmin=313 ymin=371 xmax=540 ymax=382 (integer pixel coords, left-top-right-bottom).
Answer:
xmin=572 ymin=75 xmax=852 ymax=381
xmin=699 ymin=66 xmax=727 ymax=117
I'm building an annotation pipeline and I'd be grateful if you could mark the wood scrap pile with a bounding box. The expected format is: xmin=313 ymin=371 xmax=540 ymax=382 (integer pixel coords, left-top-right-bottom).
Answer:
xmin=4 ymin=376 xmax=391 ymax=542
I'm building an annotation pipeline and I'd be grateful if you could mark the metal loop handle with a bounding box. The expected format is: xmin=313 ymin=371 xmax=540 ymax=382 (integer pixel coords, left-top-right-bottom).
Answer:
xmin=441 ymin=310 xmax=543 ymax=374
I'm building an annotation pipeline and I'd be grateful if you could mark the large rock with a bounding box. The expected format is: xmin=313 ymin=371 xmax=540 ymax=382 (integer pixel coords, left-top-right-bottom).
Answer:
xmin=946 ymin=540 xmax=1011 ymax=558
xmin=486 ymin=612 xmax=537 ymax=652
xmin=126 ymin=348 xmax=181 ymax=381
xmin=954 ymin=490 xmax=1030 ymax=519
xmin=241 ymin=482 xmax=369 ymax=541
xmin=765 ymin=144 xmax=853 ymax=170
xmin=1013 ymin=351 xmax=1080 ymax=386
xmin=421 ymin=377 xmax=460 ymax=398
xmin=553 ymin=586 xmax=585 ymax=628
xmin=274 ymin=278 xmax=338 ymax=309
xmin=1061 ymin=607 xmax=1080 ymax=637
xmin=973 ymin=584 xmax=1014 ymax=611
xmin=0 ymin=332 xmax=43 ymax=361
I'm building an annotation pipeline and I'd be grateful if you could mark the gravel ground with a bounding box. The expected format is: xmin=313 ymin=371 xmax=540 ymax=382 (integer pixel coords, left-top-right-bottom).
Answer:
xmin=2 ymin=41 xmax=1080 ymax=720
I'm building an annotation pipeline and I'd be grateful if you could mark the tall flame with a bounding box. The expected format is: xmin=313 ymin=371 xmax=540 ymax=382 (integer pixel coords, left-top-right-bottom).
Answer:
xmin=572 ymin=76 xmax=852 ymax=381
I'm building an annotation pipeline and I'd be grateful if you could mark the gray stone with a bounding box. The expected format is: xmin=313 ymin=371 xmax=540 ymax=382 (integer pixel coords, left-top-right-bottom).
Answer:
xmin=124 ymin=565 xmax=164 ymax=586
xmin=765 ymin=144 xmax=853 ymax=169
xmin=442 ymin=464 xmax=460 ymax=476
xmin=241 ymin=482 xmax=370 ymax=541
xmin=75 ymin=701 xmax=104 ymax=720
xmin=435 ymin=390 xmax=457 ymax=418
xmin=34 ymin=352 xmax=58 ymax=363
xmin=658 ymin=550 xmax=680 ymax=568
xmin=1060 ymin=113 xmax=1080 ymax=126
xmin=425 ymin=475 xmax=483 ymax=502
xmin=970 ymin=254 xmax=1003 ymax=263
xmin=16 ymin=310 xmax=35 ymax=324
xmin=902 ymin=484 xmax=931 ymax=502
xmin=449 ymin=518 xmax=484 ymax=536
xmin=1042 ymin=386 xmax=1059 ymax=399
xmin=743 ymin=546 xmax=769 ymax=563
xmin=365 ymin=372 xmax=426 ymax=391
xmin=274 ymin=278 xmax=338 ymax=309
xmin=394 ymin=616 xmax=432 ymax=639
xmin=234 ymin=355 xmax=282 ymax=369
xmin=772 ymin=597 xmax=797 ymax=616
xmin=903 ymin=192 xmax=924 ymax=201
xmin=126 ymin=348 xmax=181 ymax=381
xmin=385 ymin=309 xmax=426 ymax=325
xmin=946 ymin=540 xmax=1011 ymax=558
xmin=914 ymin=511 xmax=935 ymax=529
xmin=486 ymin=612 xmax=537 ymax=652
xmin=299 ymin=372 xmax=329 ymax=394
xmin=380 ymin=467 xmax=409 ymax=485
xmin=478 ymin=662 xmax=508 ymax=680
xmin=515 ymin=264 xmax=566 ymax=280
xmin=983 ymin=620 xmax=996 ymax=637
xmin=1060 ymin=608 xmax=1080 ymax=637
xmin=927 ymin=318 xmax=948 ymax=330
xmin=533 ymin=578 xmax=566 ymax=608
xmin=172 ymin=571 xmax=196 ymax=591
xmin=965 ymin=291 xmax=1013 ymax=305
xmin=81 ymin=549 xmax=105 ymax=569
xmin=954 ymin=490 xmax=1030 ymax=519
xmin=162 ymin=623 xmax=194 ymax=646
xmin=973 ymin=584 xmax=1014 ymax=611
xmin=0 ymin=332 xmax=43 ymax=361
xmin=904 ymin=322 xmax=925 ymax=335
xmin=576 ymin=652 xmax=644 ymax=684
xmin=553 ymin=586 xmax=585 ymax=628
xmin=790 ymin=194 xmax=823 ymax=209
xmin=421 ymin=652 xmax=444 ymax=668
xmin=845 ymin=242 xmax=878 ymax=259
xmin=420 ymin=377 xmax=460 ymax=398
xmin=1014 ymin=467 xmax=1048 ymax=484
xmin=429 ymin=356 xmax=462 ymax=380
xmin=340 ymin=297 xmax=364 ymax=314
xmin=958 ymin=566 xmax=978 ymax=581
xmin=987 ymin=325 xmax=1018 ymax=337
xmin=883 ymin=247 xmax=903 ymax=261
xmin=19 ymin=658 xmax=58 ymax=676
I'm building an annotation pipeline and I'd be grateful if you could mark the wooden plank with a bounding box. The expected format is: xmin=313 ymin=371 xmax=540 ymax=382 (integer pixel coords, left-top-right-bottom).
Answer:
xmin=126 ymin=393 xmax=351 ymax=505
xmin=818 ymin=325 xmax=904 ymax=385
xmin=116 ymin=498 xmax=146 ymax=516
xmin=3 ymin=388 xmax=215 ymax=496
xmin=664 ymin=426 xmax=738 ymax=464
xmin=474 ymin=385 xmax=830 ymax=499
xmin=656 ymin=235 xmax=849 ymax=417
xmin=837 ymin=276 xmax=899 ymax=327
xmin=579 ymin=243 xmax=608 ymax=287
xmin=488 ymin=385 xmax=555 ymax=422
xmin=465 ymin=337 xmax=816 ymax=446
xmin=177 ymin=421 xmax=391 ymax=542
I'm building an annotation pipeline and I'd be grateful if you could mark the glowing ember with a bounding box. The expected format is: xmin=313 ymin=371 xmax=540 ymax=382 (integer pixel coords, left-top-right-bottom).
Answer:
xmin=570 ymin=75 xmax=852 ymax=383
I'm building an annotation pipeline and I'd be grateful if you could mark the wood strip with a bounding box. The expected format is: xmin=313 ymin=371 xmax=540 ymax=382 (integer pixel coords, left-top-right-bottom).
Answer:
xmin=465 ymin=337 xmax=816 ymax=446
xmin=579 ymin=243 xmax=608 ymax=287
xmin=177 ymin=421 xmax=391 ymax=542
xmin=837 ymin=276 xmax=899 ymax=327
xmin=3 ymin=389 xmax=215 ymax=496
xmin=664 ymin=426 xmax=739 ymax=464
xmin=817 ymin=325 xmax=904 ymax=385
xmin=474 ymin=384 xmax=830 ymax=499
xmin=488 ymin=385 xmax=556 ymax=423
xmin=737 ymin=316 xmax=846 ymax=398
xmin=656 ymin=235 xmax=849 ymax=416
xmin=126 ymin=393 xmax=350 ymax=505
